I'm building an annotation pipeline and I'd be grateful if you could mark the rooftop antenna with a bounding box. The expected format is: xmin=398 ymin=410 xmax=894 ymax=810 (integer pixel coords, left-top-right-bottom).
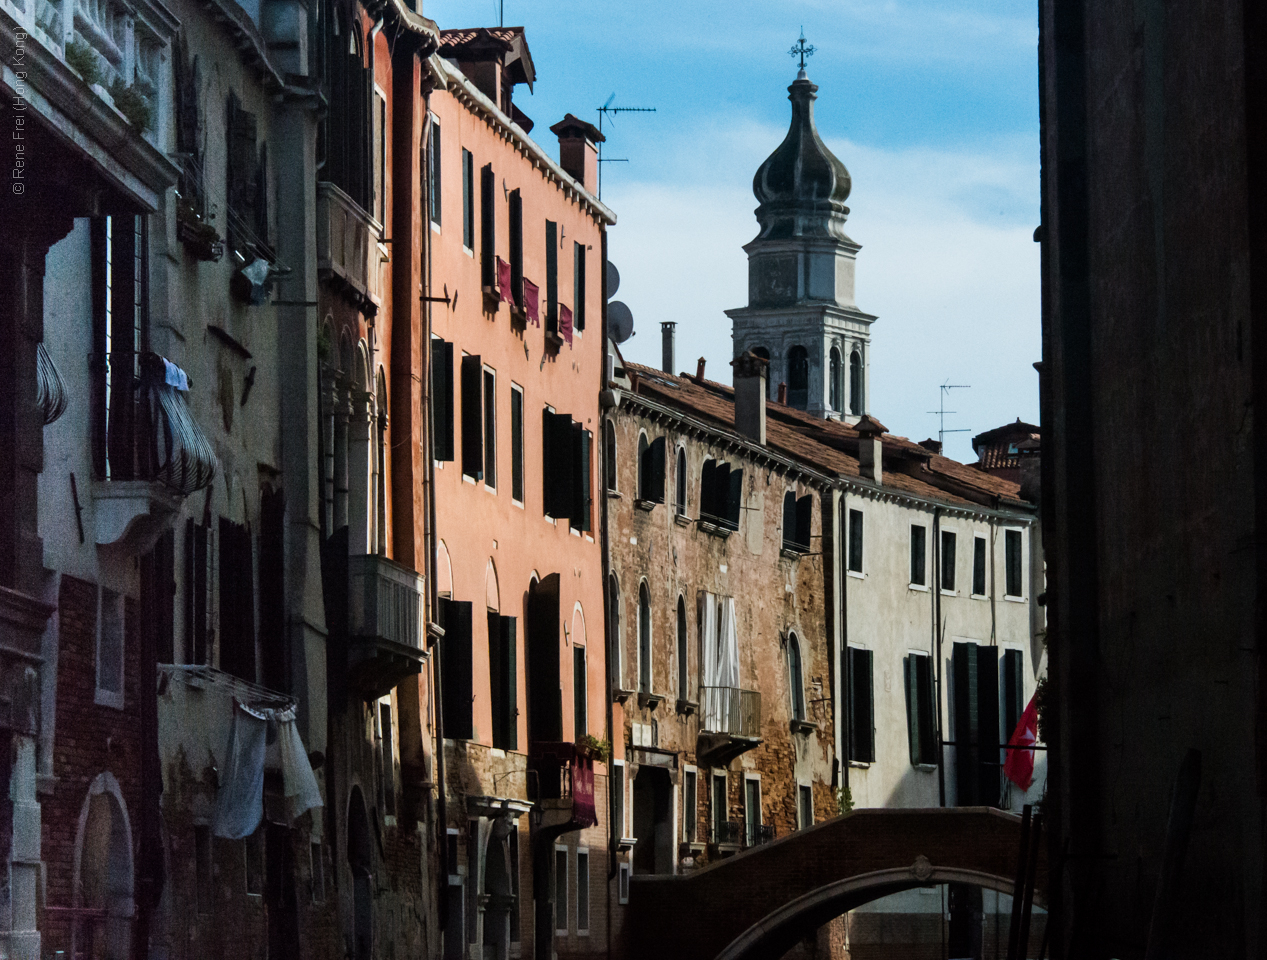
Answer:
xmin=789 ymin=27 xmax=815 ymax=77
xmin=927 ymin=380 xmax=971 ymax=452
xmin=596 ymin=94 xmax=656 ymax=199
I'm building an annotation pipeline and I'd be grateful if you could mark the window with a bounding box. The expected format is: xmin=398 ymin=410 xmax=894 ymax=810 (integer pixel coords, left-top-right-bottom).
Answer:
xmin=675 ymin=446 xmax=687 ymax=516
xmin=438 ymin=599 xmax=474 ymax=740
xmin=310 ymin=842 xmax=326 ymax=903
xmin=700 ymin=460 xmax=743 ymax=530
xmin=554 ymin=846 xmax=568 ymax=934
xmin=460 ymin=355 xmax=484 ymax=480
xmin=96 ymin=586 xmax=125 ymax=707
xmin=184 ymin=518 xmax=212 ymax=664
xmin=195 ymin=825 xmax=213 ymax=914
xmin=378 ymin=699 xmax=396 ymax=818
xmin=787 ymin=633 xmax=806 ymax=721
xmin=431 ymin=338 xmax=455 ymax=461
xmin=910 ymin=524 xmax=928 ymax=586
xmin=711 ymin=772 xmax=727 ymax=843
xmin=488 ymin=611 xmax=517 ymax=750
xmin=611 ymin=760 xmax=626 ymax=841
xmin=1005 ymin=529 xmax=1024 ymax=597
xmin=847 ymin=646 xmax=875 ymax=763
xmin=509 ymin=825 xmax=521 ymax=942
xmin=638 ymin=434 xmax=666 ymax=503
xmin=973 ymin=536 xmax=988 ymax=596
xmin=904 ymin=652 xmax=937 ymax=765
xmin=829 ymin=346 xmax=842 ymax=411
xmin=225 ymin=93 xmax=270 ymax=257
xmin=682 ymin=767 xmax=697 ymax=842
xmin=618 ymin=862 xmax=631 ymax=904
xmin=219 ymin=517 xmax=256 ymax=682
xmin=577 ymin=429 xmax=593 ymax=533
xmin=575 ymin=849 xmax=590 ymax=935
xmin=573 ymin=645 xmax=587 ymax=738
xmin=849 ymin=350 xmax=862 ymax=415
xmin=676 ymin=596 xmax=688 ymax=702
xmin=1002 ymin=648 xmax=1025 ymax=743
xmin=743 ymin=777 xmax=761 ymax=847
xmin=461 ymin=148 xmax=474 ymax=250
xmin=787 ymin=345 xmax=809 ymax=409
xmin=940 ymin=530 xmax=957 ymax=591
xmin=638 ymin=582 xmax=652 ymax=694
xmin=510 ymin=385 xmax=524 ymax=503
xmin=480 ymin=163 xmax=495 ymax=287
xmin=508 ymin=188 xmax=523 ymax=308
xmin=428 ymin=116 xmax=441 ymax=226
xmin=604 ymin=421 xmax=617 ymax=494
xmin=542 ymin=409 xmax=585 ymax=523
xmin=607 ymin=574 xmax=622 ymax=691
xmin=245 ymin=829 xmax=264 ymax=896
xmin=483 ymin=368 xmax=497 ymax=489
xmin=848 ymin=509 xmax=864 ymax=573
xmin=953 ymin=642 xmax=1000 ymax=806
xmin=545 ymin=220 xmax=559 ymax=334
xmin=373 ymin=88 xmax=386 ymax=224
xmin=573 ymin=241 xmax=586 ymax=331
xmin=782 ymin=491 xmax=812 ymax=552
xmin=798 ymin=784 xmax=814 ymax=830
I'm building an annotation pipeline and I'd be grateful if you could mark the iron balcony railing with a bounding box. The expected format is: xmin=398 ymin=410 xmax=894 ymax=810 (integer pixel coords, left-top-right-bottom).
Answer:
xmin=347 ymin=553 xmax=425 ymax=653
xmin=700 ymin=686 xmax=761 ymax=738
xmin=710 ymin=819 xmax=775 ymax=849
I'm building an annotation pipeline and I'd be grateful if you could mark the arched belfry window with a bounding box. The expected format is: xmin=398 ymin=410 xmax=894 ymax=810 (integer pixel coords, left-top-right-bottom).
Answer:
xmin=829 ymin=346 xmax=842 ymax=412
xmin=787 ymin=346 xmax=809 ymax=409
xmin=849 ymin=350 xmax=863 ymax=415
xmin=787 ymin=633 xmax=805 ymax=721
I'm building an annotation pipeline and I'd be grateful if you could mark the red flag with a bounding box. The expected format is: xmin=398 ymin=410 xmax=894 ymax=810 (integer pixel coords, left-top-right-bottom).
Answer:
xmin=1003 ymin=694 xmax=1039 ymax=790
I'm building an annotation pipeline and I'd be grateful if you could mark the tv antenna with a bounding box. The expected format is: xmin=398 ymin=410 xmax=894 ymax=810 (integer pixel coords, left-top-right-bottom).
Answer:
xmin=596 ymin=94 xmax=656 ymax=199
xmin=927 ymin=380 xmax=971 ymax=451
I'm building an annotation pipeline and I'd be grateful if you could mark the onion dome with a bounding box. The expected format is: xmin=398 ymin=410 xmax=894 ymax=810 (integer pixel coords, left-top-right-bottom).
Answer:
xmin=752 ymin=72 xmax=852 ymax=240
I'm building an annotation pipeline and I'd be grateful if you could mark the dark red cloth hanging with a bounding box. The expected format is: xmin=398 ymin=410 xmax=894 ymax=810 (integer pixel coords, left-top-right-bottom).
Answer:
xmin=559 ymin=304 xmax=573 ymax=346
xmin=497 ymin=257 xmax=514 ymax=305
xmin=523 ymin=278 xmax=540 ymax=326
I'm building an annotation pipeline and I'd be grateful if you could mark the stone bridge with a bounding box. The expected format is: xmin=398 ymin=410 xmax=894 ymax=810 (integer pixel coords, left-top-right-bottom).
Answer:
xmin=623 ymin=807 xmax=1045 ymax=960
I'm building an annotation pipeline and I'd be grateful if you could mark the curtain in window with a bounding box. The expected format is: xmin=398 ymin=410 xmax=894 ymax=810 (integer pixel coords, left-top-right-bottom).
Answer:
xmin=717 ymin=598 xmax=740 ymax=689
xmin=699 ymin=592 xmax=718 ymax=689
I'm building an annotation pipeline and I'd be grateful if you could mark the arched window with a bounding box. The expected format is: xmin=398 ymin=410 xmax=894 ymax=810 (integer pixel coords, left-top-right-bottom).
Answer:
xmin=787 ymin=345 xmax=809 ymax=409
xmin=829 ymin=346 xmax=842 ymax=412
xmin=676 ymin=596 xmax=688 ymax=701
xmin=604 ymin=420 xmax=617 ymax=493
xmin=675 ymin=446 xmax=687 ymax=516
xmin=787 ymin=633 xmax=805 ymax=721
xmin=782 ymin=491 xmax=797 ymax=549
xmin=638 ymin=582 xmax=652 ymax=694
xmin=638 ymin=432 xmax=666 ymax=504
xmin=608 ymin=574 xmax=621 ymax=689
xmin=849 ymin=350 xmax=863 ymax=415
xmin=637 ymin=433 xmax=649 ymax=498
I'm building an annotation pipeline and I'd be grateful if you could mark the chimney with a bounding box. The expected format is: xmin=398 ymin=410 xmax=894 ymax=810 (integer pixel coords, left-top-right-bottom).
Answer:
xmin=661 ymin=322 xmax=676 ymax=374
xmin=855 ymin=414 xmax=888 ymax=484
xmin=730 ymin=351 xmax=768 ymax=445
xmin=694 ymin=357 xmax=706 ymax=383
xmin=917 ymin=437 xmax=942 ymax=455
xmin=777 ymin=382 xmax=788 ymax=405
xmin=549 ymin=113 xmax=604 ymax=190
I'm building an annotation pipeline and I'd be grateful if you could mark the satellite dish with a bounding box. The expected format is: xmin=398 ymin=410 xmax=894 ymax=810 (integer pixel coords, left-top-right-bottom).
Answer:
xmin=605 ymin=261 xmax=620 ymax=299
xmin=608 ymin=301 xmax=634 ymax=343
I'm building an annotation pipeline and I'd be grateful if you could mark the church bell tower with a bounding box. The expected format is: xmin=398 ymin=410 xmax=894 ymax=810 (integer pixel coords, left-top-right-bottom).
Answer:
xmin=725 ymin=43 xmax=876 ymax=422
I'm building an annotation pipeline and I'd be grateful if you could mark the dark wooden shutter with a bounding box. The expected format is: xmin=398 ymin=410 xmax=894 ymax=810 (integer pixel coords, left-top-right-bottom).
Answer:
xmin=848 ymin=647 xmax=874 ymax=763
xmin=580 ymin=430 xmax=593 ymax=533
xmin=725 ymin=467 xmax=743 ymax=530
xmin=917 ymin=654 xmax=936 ymax=765
xmin=440 ymin=599 xmax=474 ymax=741
xmin=501 ymin=615 xmax=518 ymax=750
xmin=782 ymin=493 xmax=797 ymax=548
xmin=940 ymin=531 xmax=957 ymax=591
xmin=701 ymin=461 xmax=716 ymax=521
xmin=543 ymin=412 xmax=574 ymax=519
xmin=911 ymin=525 xmax=926 ymax=585
xmin=460 ymin=354 xmax=483 ymax=480
xmin=1002 ymin=649 xmax=1024 ymax=743
xmin=219 ymin=518 xmax=256 ymax=682
xmin=849 ymin=509 xmax=864 ymax=572
xmin=527 ymin=574 xmax=562 ymax=743
xmin=259 ymin=487 xmax=286 ymax=690
xmin=570 ymin=421 xmax=585 ymax=527
xmin=150 ymin=529 xmax=176 ymax=665
xmin=480 ymin=163 xmax=495 ymax=287
xmin=795 ymin=495 xmax=812 ymax=550
xmin=511 ymin=388 xmax=524 ymax=502
xmin=489 ymin=611 xmax=507 ymax=748
xmin=952 ymin=642 xmax=977 ymax=803
xmin=545 ymin=220 xmax=558 ymax=333
xmin=647 ymin=437 xmax=667 ymax=504
xmin=972 ymin=536 xmax=987 ymax=595
xmin=185 ymin=518 xmax=209 ymax=664
xmin=574 ymin=242 xmax=586 ymax=330
xmin=483 ymin=370 xmax=496 ymax=488
xmin=1005 ymin=530 xmax=1023 ymax=596
xmin=976 ymin=646 xmax=1000 ymax=805
xmin=573 ymin=646 xmax=587 ymax=737
xmin=509 ymin=189 xmax=523 ymax=307
xmin=431 ymin=339 xmax=454 ymax=461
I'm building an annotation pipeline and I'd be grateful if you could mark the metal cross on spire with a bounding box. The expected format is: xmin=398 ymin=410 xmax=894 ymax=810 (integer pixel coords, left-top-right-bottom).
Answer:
xmin=789 ymin=29 xmax=815 ymax=71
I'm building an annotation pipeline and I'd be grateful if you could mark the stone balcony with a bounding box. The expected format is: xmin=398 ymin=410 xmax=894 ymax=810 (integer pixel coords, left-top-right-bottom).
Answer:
xmin=698 ymin=686 xmax=762 ymax=766
xmin=316 ymin=181 xmax=382 ymax=316
xmin=346 ymin=553 xmax=426 ymax=698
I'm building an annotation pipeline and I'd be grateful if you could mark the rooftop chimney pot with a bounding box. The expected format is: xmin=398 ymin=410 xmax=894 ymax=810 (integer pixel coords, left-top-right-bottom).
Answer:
xmin=730 ymin=351 xmax=768 ymax=445
xmin=695 ymin=357 xmax=707 ymax=383
xmin=661 ymin=322 xmax=676 ymax=375
xmin=550 ymin=113 xmax=604 ymax=189
xmin=777 ymin=382 xmax=788 ymax=405
xmin=854 ymin=414 xmax=887 ymax=484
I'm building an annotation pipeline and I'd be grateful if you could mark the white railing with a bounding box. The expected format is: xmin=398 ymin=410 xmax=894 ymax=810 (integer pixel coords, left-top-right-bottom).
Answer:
xmin=316 ymin=181 xmax=376 ymax=301
xmin=700 ymin=686 xmax=761 ymax=738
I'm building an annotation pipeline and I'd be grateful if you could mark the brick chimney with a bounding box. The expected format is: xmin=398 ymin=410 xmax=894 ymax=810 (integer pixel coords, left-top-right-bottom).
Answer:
xmin=694 ymin=357 xmax=707 ymax=383
xmin=855 ymin=414 xmax=887 ymax=483
xmin=730 ymin=351 xmax=768 ymax=445
xmin=549 ymin=113 xmax=604 ymax=190
xmin=661 ymin=322 xmax=675 ymax=374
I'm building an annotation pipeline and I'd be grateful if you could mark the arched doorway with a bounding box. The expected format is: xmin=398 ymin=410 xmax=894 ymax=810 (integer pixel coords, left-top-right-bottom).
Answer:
xmin=73 ymin=773 xmax=134 ymax=960
xmin=483 ymin=831 xmax=514 ymax=960
xmin=347 ymin=787 xmax=373 ymax=960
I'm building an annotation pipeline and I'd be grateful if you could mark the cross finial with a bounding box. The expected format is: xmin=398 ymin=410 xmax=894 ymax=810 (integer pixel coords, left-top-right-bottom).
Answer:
xmin=789 ymin=28 xmax=815 ymax=73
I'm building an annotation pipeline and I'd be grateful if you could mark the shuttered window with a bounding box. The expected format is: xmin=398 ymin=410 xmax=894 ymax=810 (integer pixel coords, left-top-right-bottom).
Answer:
xmin=258 ymin=488 xmax=286 ymax=689
xmin=545 ymin=220 xmax=559 ymax=335
xmin=510 ymin=385 xmax=524 ymax=503
xmin=573 ymin=645 xmax=587 ymax=738
xmin=1002 ymin=649 xmax=1024 ymax=743
xmin=1005 ymin=529 xmax=1024 ymax=597
xmin=782 ymin=491 xmax=812 ymax=552
xmin=638 ymin=435 xmax=666 ymax=503
xmin=574 ymin=242 xmax=586 ymax=331
xmin=940 ymin=530 xmax=957 ymax=591
xmin=219 ymin=517 xmax=256 ymax=682
xmin=427 ymin=117 xmax=441 ymax=226
xmin=488 ymin=611 xmax=517 ymax=750
xmin=184 ymin=518 xmax=211 ymax=664
xmin=904 ymin=652 xmax=937 ymax=765
xmin=574 ymin=428 xmax=592 ymax=532
xmin=509 ymin=189 xmax=523 ymax=307
xmin=439 ymin=599 xmax=474 ymax=740
xmin=430 ymin=338 xmax=454 ymax=461
xmin=542 ymin=409 xmax=577 ymax=521
xmin=848 ymin=509 xmax=864 ymax=573
xmin=460 ymin=355 xmax=483 ymax=480
xmin=847 ymin=647 xmax=875 ymax=763
xmin=462 ymin=148 xmax=474 ymax=250
xmin=700 ymin=460 xmax=742 ymax=530
xmin=910 ymin=524 xmax=927 ymax=586
xmin=483 ymin=368 xmax=496 ymax=489
xmin=480 ymin=163 xmax=495 ymax=287
xmin=972 ymin=536 xmax=987 ymax=596
xmin=952 ymin=642 xmax=1000 ymax=806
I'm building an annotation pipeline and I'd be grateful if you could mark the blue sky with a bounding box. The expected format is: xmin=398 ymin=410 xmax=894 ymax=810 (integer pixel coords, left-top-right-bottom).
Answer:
xmin=425 ymin=0 xmax=1040 ymax=462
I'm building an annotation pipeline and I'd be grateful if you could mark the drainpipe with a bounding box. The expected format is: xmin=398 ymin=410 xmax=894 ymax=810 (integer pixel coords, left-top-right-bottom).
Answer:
xmin=599 ymin=225 xmax=617 ymax=960
xmin=933 ymin=506 xmax=946 ymax=808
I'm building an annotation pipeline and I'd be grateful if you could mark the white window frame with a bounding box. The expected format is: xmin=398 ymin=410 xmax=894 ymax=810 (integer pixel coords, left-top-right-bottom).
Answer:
xmin=909 ymin=522 xmax=930 ymax=592
xmin=554 ymin=843 xmax=569 ymax=935
xmin=482 ymin=363 xmax=497 ymax=495
xmin=428 ymin=112 xmax=442 ymax=232
xmin=543 ymin=403 xmax=557 ymax=525
xmin=95 ymin=585 xmax=125 ymax=709
xmin=617 ymin=861 xmax=631 ymax=905
xmin=971 ymin=533 xmax=989 ymax=598
xmin=510 ymin=382 xmax=525 ymax=508
xmin=682 ymin=764 xmax=699 ymax=843
xmin=373 ymin=85 xmax=388 ymax=228
xmin=636 ymin=429 xmax=652 ymax=501
xmin=939 ymin=525 xmax=960 ymax=596
xmin=711 ymin=768 xmax=728 ymax=845
xmin=377 ymin=694 xmax=398 ymax=826
xmin=1003 ymin=526 xmax=1027 ymax=601
xmin=575 ymin=847 xmax=590 ymax=936
xmin=796 ymin=781 xmax=814 ymax=830
xmin=742 ymin=773 xmax=762 ymax=847
xmin=461 ymin=146 xmax=475 ymax=254
xmin=846 ymin=506 xmax=865 ymax=579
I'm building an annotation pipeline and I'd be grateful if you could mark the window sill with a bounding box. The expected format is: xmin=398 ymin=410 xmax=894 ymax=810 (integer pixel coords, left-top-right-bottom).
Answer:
xmin=847 ymin=760 xmax=871 ymax=769
xmin=970 ymin=592 xmax=987 ymax=600
xmin=1003 ymin=595 xmax=1027 ymax=603
xmin=614 ymin=688 xmax=634 ymax=705
xmin=485 ymin=485 xmax=497 ymax=495
xmin=697 ymin=520 xmax=733 ymax=540
xmin=908 ymin=583 xmax=930 ymax=592
xmin=637 ymin=692 xmax=664 ymax=711
xmin=635 ymin=498 xmax=658 ymax=512
xmin=846 ymin=570 xmax=866 ymax=580
xmin=545 ymin=330 xmax=565 ymax=348
xmin=607 ymin=489 xmax=622 ymax=499
xmin=674 ymin=512 xmax=692 ymax=526
xmin=462 ymin=474 xmax=479 ymax=485
xmin=789 ymin=719 xmax=818 ymax=736
xmin=617 ymin=836 xmax=637 ymax=852
xmin=675 ymin=698 xmax=698 ymax=717
xmin=940 ymin=589 xmax=958 ymax=597
xmin=780 ymin=545 xmax=809 ymax=559
xmin=913 ymin=763 xmax=939 ymax=772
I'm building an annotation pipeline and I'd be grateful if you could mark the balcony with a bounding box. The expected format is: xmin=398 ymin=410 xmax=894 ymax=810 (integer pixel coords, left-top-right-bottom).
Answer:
xmin=316 ymin=181 xmax=378 ymax=316
xmin=698 ymin=686 xmax=761 ymax=767
xmin=527 ymin=741 xmax=597 ymax=830
xmin=347 ymin=553 xmax=426 ymax=698
xmin=710 ymin=819 xmax=775 ymax=851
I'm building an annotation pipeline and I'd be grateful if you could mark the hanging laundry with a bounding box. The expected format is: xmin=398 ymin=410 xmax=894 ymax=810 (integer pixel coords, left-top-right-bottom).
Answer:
xmin=213 ymin=701 xmax=268 ymax=839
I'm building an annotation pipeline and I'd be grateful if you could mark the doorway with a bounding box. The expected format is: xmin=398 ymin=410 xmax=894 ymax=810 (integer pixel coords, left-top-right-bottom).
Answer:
xmin=631 ymin=767 xmax=673 ymax=875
